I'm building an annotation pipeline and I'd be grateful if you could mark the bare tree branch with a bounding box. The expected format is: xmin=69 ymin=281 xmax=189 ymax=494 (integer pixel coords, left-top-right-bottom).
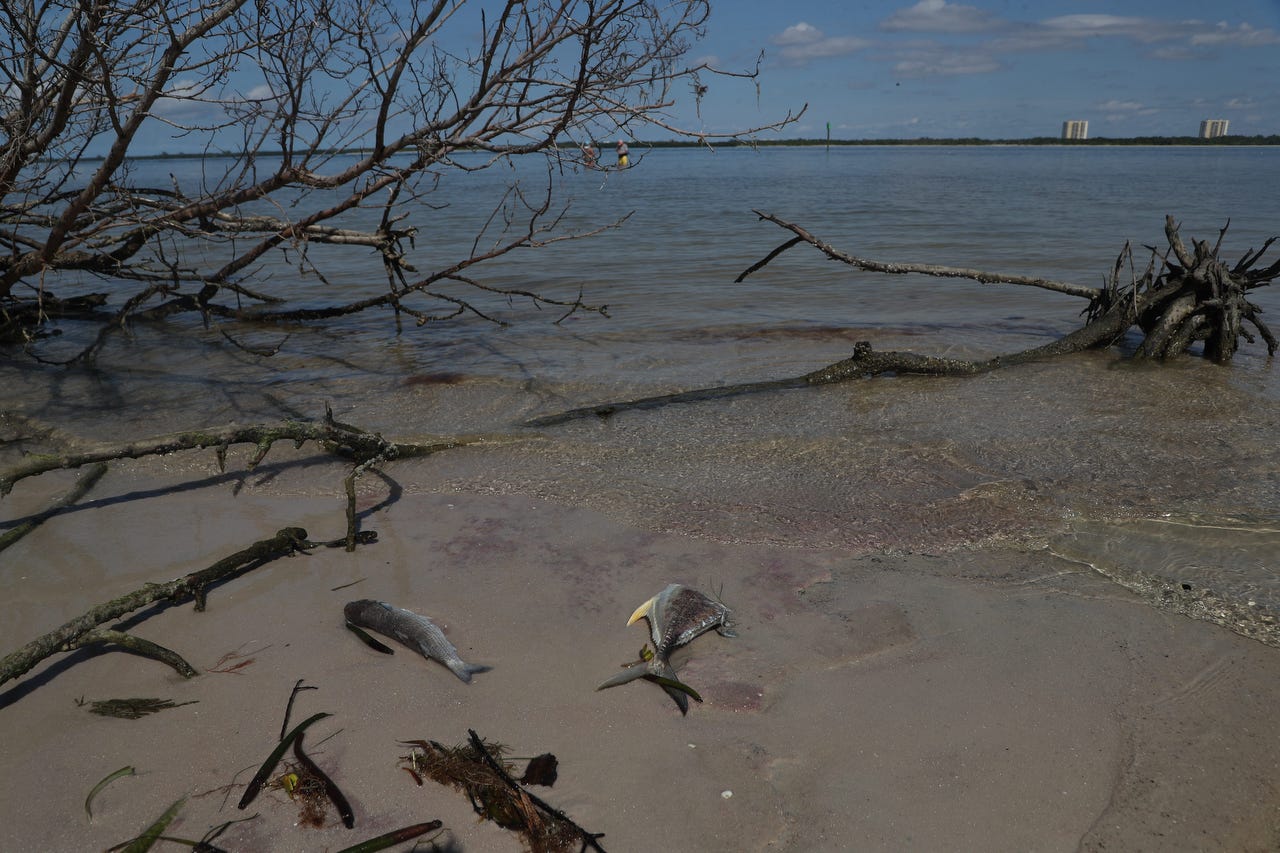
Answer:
xmin=739 ymin=210 xmax=1103 ymax=300
xmin=1 ymin=0 xmax=798 ymax=357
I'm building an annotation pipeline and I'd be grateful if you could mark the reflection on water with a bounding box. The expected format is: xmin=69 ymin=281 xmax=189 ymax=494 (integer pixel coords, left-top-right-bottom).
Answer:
xmin=4 ymin=146 xmax=1280 ymax=629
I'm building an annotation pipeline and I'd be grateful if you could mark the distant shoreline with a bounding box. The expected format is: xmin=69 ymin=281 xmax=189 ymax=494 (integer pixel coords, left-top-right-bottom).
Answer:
xmin=646 ymin=135 xmax=1280 ymax=149
xmin=76 ymin=134 xmax=1280 ymax=162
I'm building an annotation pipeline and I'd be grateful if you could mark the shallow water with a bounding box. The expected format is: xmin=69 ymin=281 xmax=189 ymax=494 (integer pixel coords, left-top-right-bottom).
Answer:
xmin=5 ymin=145 xmax=1280 ymax=626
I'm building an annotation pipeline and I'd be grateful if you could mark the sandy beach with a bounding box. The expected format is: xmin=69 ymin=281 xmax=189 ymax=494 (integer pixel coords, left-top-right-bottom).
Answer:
xmin=3 ymin=444 xmax=1279 ymax=853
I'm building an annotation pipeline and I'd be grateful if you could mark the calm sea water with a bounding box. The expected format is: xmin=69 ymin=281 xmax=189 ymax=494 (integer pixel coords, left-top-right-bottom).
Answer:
xmin=7 ymin=145 xmax=1280 ymax=620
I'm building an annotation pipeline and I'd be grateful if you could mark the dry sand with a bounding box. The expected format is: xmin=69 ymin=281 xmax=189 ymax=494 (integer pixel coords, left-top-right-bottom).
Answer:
xmin=2 ymin=453 xmax=1280 ymax=852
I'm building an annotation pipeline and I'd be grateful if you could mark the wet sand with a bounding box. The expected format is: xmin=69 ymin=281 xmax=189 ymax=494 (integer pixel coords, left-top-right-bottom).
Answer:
xmin=2 ymin=453 xmax=1279 ymax=852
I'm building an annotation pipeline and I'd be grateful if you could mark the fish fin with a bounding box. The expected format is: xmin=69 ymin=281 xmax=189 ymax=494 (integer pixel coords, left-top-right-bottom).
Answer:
xmin=596 ymin=661 xmax=649 ymax=690
xmin=626 ymin=596 xmax=657 ymax=627
xmin=655 ymin=679 xmax=690 ymax=715
xmin=645 ymin=659 xmax=699 ymax=714
xmin=716 ymin=623 xmax=738 ymax=639
xmin=346 ymin=622 xmax=395 ymax=654
xmin=648 ymin=675 xmax=701 ymax=715
xmin=446 ymin=662 xmax=491 ymax=684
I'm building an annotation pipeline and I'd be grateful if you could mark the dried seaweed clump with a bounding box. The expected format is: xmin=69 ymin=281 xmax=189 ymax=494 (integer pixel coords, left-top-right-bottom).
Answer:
xmin=78 ymin=697 xmax=197 ymax=719
xmin=272 ymin=765 xmax=330 ymax=828
xmin=401 ymin=731 xmax=602 ymax=853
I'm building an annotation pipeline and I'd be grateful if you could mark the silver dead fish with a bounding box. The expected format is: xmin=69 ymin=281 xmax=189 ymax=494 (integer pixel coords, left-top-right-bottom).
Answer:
xmin=344 ymin=599 xmax=490 ymax=683
xmin=596 ymin=583 xmax=735 ymax=713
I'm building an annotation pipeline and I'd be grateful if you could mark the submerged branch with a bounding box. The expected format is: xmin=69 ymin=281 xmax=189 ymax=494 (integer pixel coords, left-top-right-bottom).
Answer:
xmin=527 ymin=214 xmax=1277 ymax=427
xmin=740 ymin=210 xmax=1104 ymax=300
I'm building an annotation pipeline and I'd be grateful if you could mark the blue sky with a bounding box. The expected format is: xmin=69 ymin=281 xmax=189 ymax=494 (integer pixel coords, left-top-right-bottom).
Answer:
xmin=677 ymin=0 xmax=1280 ymax=138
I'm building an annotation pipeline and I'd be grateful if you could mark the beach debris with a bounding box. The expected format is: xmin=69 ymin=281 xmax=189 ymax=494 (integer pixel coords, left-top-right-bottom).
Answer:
xmin=291 ymin=727 xmax=353 ymax=824
xmin=596 ymin=583 xmax=734 ymax=714
xmin=78 ymin=697 xmax=198 ymax=719
xmin=0 ymin=527 xmax=313 ymax=693
xmin=192 ymin=815 xmax=258 ymax=851
xmin=236 ymin=681 xmax=357 ymax=829
xmin=401 ymin=730 xmax=605 ymax=852
xmin=519 ymin=753 xmax=559 ymax=787
xmin=238 ymin=712 xmax=332 ymax=811
xmin=282 ymin=730 xmax=356 ymax=828
xmin=344 ymin=599 xmax=490 ymax=683
xmin=332 ymin=820 xmax=444 ymax=853
xmin=115 ymin=795 xmax=184 ymax=853
xmin=85 ymin=765 xmax=135 ymax=820
xmin=207 ymin=642 xmax=269 ymax=674
xmin=279 ymin=678 xmax=318 ymax=740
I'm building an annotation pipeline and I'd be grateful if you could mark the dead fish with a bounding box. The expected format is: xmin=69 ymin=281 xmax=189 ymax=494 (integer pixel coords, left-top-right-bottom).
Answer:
xmin=597 ymin=583 xmax=735 ymax=713
xmin=344 ymin=599 xmax=490 ymax=683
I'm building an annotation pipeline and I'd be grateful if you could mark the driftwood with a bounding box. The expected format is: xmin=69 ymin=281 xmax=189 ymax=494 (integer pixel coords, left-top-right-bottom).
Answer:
xmin=0 ymin=413 xmax=515 ymax=689
xmin=0 ymin=527 xmax=312 ymax=687
xmin=524 ymin=214 xmax=1277 ymax=427
xmin=0 ymin=462 xmax=107 ymax=553
xmin=0 ymin=407 xmax=502 ymax=550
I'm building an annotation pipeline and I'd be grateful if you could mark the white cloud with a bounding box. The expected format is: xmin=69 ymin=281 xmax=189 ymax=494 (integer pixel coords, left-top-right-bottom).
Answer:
xmin=1095 ymin=99 xmax=1144 ymax=112
xmin=1190 ymin=22 xmax=1280 ymax=47
xmin=894 ymin=48 xmax=1001 ymax=77
xmin=886 ymin=38 xmax=1001 ymax=77
xmin=772 ymin=22 xmax=870 ymax=64
xmin=1041 ymin=15 xmax=1150 ymax=36
xmin=881 ymin=0 xmax=1000 ymax=34
xmin=242 ymin=84 xmax=279 ymax=101
xmin=1006 ymin=14 xmax=1280 ymax=51
xmin=776 ymin=22 xmax=822 ymax=46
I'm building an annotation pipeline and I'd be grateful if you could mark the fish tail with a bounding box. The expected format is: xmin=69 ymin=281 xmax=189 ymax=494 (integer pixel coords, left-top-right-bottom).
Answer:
xmin=646 ymin=659 xmax=699 ymax=715
xmin=445 ymin=660 xmax=491 ymax=684
xmin=661 ymin=683 xmax=691 ymax=715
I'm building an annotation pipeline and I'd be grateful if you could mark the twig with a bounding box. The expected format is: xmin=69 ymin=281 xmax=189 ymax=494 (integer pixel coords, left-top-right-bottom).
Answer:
xmin=279 ymin=679 xmax=317 ymax=740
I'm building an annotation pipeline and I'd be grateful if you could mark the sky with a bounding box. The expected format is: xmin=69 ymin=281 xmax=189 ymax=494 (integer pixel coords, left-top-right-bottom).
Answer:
xmin=676 ymin=0 xmax=1280 ymax=139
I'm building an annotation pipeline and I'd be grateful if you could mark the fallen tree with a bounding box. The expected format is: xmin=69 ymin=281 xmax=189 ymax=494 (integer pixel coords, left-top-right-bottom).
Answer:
xmin=524 ymin=213 xmax=1278 ymax=427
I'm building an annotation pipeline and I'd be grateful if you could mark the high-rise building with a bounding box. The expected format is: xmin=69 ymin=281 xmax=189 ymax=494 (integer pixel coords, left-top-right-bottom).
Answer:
xmin=1062 ymin=120 xmax=1088 ymax=140
xmin=1199 ymin=119 xmax=1229 ymax=138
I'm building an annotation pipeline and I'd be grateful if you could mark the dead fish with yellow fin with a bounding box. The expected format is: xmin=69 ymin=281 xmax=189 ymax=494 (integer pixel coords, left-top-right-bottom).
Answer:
xmin=596 ymin=583 xmax=735 ymax=713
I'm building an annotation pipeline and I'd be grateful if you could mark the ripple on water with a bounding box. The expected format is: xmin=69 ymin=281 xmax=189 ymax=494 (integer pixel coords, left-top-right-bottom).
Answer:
xmin=1050 ymin=513 xmax=1280 ymax=624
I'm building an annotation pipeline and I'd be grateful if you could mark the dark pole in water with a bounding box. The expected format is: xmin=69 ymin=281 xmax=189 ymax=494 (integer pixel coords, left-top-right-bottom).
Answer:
xmin=826 ymin=121 xmax=830 ymax=152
